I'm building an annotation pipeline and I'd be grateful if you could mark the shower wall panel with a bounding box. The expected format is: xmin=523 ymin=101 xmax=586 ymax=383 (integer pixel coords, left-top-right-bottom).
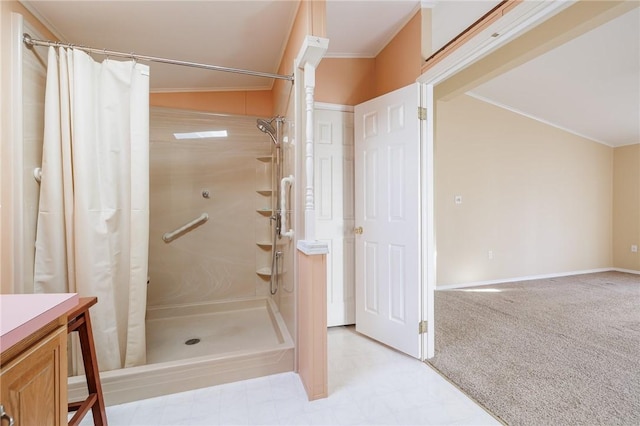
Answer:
xmin=278 ymin=113 xmax=296 ymax=342
xmin=148 ymin=108 xmax=271 ymax=307
xmin=10 ymin=17 xmax=47 ymax=294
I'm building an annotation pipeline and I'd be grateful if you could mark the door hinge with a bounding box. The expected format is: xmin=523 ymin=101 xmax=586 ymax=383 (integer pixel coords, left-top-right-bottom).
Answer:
xmin=418 ymin=107 xmax=427 ymax=121
xmin=418 ymin=320 xmax=428 ymax=334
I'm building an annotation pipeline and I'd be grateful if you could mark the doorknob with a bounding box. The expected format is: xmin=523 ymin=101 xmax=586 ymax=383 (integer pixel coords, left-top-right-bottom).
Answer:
xmin=354 ymin=226 xmax=363 ymax=235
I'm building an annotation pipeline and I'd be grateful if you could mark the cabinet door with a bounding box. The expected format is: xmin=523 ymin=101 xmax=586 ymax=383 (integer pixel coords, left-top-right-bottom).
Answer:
xmin=1 ymin=326 xmax=67 ymax=426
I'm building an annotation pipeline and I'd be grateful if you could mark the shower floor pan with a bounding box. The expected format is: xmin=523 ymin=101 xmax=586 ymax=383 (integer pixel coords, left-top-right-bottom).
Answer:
xmin=68 ymin=297 xmax=294 ymax=405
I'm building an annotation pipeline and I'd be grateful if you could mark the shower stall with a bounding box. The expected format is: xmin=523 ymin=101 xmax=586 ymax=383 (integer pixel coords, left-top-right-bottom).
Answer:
xmin=67 ymin=108 xmax=296 ymax=404
xmin=9 ymin=13 xmax=297 ymax=405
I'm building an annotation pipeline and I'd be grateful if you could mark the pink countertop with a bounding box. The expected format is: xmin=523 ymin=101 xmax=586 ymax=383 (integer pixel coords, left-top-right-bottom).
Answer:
xmin=0 ymin=293 xmax=78 ymax=353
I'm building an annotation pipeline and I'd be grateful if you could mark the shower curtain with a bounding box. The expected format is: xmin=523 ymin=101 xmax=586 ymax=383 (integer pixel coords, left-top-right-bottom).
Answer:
xmin=34 ymin=46 xmax=149 ymax=371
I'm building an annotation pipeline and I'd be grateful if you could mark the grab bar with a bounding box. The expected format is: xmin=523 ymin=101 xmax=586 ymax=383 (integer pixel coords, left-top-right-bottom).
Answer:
xmin=280 ymin=175 xmax=294 ymax=239
xmin=162 ymin=213 xmax=209 ymax=243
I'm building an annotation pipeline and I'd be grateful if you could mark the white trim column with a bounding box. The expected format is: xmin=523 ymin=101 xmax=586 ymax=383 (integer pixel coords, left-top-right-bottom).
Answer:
xmin=293 ymin=35 xmax=330 ymax=400
xmin=303 ymin=63 xmax=315 ymax=240
xmin=294 ymin=35 xmax=328 ymax=243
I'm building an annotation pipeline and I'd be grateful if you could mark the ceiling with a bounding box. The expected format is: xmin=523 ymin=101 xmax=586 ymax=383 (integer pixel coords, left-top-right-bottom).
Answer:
xmin=325 ymin=0 xmax=420 ymax=58
xmin=21 ymin=1 xmax=639 ymax=147
xmin=23 ymin=0 xmax=421 ymax=92
xmin=469 ymin=6 xmax=640 ymax=147
xmin=23 ymin=1 xmax=300 ymax=92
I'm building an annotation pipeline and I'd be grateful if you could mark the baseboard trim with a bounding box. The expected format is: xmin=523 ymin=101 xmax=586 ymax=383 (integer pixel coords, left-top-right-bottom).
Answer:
xmin=611 ymin=267 xmax=640 ymax=275
xmin=437 ymin=268 xmax=616 ymax=290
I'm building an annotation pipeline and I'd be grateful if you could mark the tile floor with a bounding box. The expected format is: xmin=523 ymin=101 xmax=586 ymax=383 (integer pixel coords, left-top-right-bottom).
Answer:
xmin=81 ymin=326 xmax=498 ymax=425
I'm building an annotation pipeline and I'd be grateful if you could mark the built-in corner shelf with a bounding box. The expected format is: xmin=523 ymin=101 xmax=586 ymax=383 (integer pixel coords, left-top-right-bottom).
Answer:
xmin=256 ymin=267 xmax=272 ymax=277
xmin=255 ymin=154 xmax=274 ymax=282
xmin=256 ymin=267 xmax=286 ymax=278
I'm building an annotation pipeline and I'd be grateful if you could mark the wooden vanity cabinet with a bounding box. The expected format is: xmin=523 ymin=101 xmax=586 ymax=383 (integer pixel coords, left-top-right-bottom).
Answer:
xmin=0 ymin=316 xmax=68 ymax=426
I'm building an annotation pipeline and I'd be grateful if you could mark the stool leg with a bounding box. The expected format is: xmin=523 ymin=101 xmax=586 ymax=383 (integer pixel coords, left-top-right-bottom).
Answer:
xmin=77 ymin=312 xmax=108 ymax=426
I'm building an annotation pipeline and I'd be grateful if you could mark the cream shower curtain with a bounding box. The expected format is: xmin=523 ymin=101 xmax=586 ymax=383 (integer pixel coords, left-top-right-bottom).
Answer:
xmin=34 ymin=47 xmax=149 ymax=371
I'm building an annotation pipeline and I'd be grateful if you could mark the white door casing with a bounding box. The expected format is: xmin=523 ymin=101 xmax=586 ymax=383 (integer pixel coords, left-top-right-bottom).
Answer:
xmin=354 ymin=84 xmax=422 ymax=358
xmin=422 ymin=83 xmax=435 ymax=359
xmin=315 ymin=105 xmax=356 ymax=327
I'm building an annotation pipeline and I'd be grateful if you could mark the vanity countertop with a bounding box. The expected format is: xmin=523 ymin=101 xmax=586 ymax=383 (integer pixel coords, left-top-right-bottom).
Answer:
xmin=0 ymin=293 xmax=78 ymax=352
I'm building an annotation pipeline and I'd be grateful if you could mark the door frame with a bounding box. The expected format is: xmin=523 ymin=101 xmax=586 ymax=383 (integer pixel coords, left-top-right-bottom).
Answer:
xmin=418 ymin=1 xmax=578 ymax=359
xmin=420 ymin=83 xmax=434 ymax=359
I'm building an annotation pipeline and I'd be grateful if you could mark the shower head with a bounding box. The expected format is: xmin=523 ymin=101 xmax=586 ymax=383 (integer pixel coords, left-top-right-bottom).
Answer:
xmin=256 ymin=118 xmax=278 ymax=144
xmin=257 ymin=118 xmax=275 ymax=135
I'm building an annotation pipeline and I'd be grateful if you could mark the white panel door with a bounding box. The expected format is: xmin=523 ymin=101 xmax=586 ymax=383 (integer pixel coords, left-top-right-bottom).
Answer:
xmin=354 ymin=84 xmax=421 ymax=358
xmin=315 ymin=107 xmax=355 ymax=327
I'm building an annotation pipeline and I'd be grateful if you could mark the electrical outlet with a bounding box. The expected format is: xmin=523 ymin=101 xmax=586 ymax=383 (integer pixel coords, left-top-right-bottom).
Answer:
xmin=454 ymin=195 xmax=463 ymax=205
xmin=632 ymin=245 xmax=638 ymax=253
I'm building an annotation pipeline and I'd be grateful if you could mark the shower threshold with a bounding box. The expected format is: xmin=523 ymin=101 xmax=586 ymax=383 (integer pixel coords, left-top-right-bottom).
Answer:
xmin=68 ymin=297 xmax=294 ymax=406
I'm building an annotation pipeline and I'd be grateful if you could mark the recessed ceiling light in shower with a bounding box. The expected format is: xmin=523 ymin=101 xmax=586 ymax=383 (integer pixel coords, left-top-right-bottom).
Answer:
xmin=173 ymin=130 xmax=228 ymax=140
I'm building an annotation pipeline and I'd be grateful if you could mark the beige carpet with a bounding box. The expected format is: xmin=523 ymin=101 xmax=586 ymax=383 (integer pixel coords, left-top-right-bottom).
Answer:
xmin=428 ymin=271 xmax=640 ymax=426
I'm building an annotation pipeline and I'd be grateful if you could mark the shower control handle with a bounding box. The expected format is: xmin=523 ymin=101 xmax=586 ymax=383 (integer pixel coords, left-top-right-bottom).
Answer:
xmin=354 ymin=226 xmax=363 ymax=235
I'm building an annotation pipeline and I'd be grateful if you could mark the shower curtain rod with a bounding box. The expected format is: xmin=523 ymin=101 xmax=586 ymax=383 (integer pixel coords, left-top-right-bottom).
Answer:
xmin=22 ymin=33 xmax=294 ymax=82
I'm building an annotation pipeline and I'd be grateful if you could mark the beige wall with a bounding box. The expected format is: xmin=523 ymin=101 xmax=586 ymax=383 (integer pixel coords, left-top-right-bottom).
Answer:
xmin=613 ymin=144 xmax=640 ymax=271
xmin=15 ymin=27 xmax=48 ymax=295
xmin=435 ymin=94 xmax=613 ymax=286
xmin=1 ymin=1 xmax=5 ymax=293
xmin=149 ymin=90 xmax=273 ymax=117
xmin=1 ymin=1 xmax=58 ymax=293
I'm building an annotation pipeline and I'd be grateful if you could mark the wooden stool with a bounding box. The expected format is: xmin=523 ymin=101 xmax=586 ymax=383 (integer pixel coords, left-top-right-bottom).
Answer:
xmin=66 ymin=297 xmax=107 ymax=426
